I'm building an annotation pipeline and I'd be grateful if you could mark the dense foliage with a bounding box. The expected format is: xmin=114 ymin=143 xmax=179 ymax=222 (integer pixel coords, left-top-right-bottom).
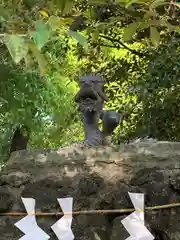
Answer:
xmin=0 ymin=0 xmax=180 ymax=164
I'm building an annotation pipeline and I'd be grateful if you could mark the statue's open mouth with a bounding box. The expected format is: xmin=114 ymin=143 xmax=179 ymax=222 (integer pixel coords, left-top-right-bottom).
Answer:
xmin=75 ymin=89 xmax=101 ymax=112
xmin=75 ymin=89 xmax=98 ymax=101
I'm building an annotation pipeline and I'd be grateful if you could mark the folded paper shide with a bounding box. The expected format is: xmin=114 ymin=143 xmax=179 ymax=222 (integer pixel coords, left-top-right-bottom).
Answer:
xmin=14 ymin=193 xmax=154 ymax=239
xmin=14 ymin=197 xmax=74 ymax=240
xmin=121 ymin=192 xmax=154 ymax=240
xmin=51 ymin=198 xmax=74 ymax=240
xmin=14 ymin=198 xmax=50 ymax=240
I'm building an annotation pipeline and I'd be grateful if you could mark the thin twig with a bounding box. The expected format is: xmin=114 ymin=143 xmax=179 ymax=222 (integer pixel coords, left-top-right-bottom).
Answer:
xmin=99 ymin=34 xmax=147 ymax=57
xmin=1 ymin=202 xmax=180 ymax=216
xmin=0 ymin=33 xmax=27 ymax=37
xmin=99 ymin=43 xmax=118 ymax=48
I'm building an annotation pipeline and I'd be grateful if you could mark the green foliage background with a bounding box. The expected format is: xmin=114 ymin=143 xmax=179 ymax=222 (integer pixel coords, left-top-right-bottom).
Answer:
xmin=0 ymin=0 xmax=180 ymax=164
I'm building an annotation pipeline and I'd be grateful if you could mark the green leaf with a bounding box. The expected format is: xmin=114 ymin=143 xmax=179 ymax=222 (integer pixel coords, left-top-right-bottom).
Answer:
xmin=29 ymin=43 xmax=47 ymax=76
xmin=149 ymin=19 xmax=175 ymax=32
xmin=48 ymin=16 xmax=72 ymax=31
xmin=68 ymin=30 xmax=88 ymax=50
xmin=88 ymin=0 xmax=105 ymax=4
xmin=149 ymin=19 xmax=164 ymax=26
xmin=53 ymin=0 xmax=65 ymax=14
xmin=62 ymin=0 xmax=74 ymax=15
xmin=175 ymin=27 xmax=180 ymax=34
xmin=92 ymin=30 xmax=99 ymax=42
xmin=54 ymin=0 xmax=74 ymax=15
xmin=48 ymin=16 xmax=61 ymax=31
xmin=39 ymin=10 xmax=49 ymax=18
xmin=138 ymin=22 xmax=150 ymax=30
xmin=150 ymin=26 xmax=160 ymax=46
xmin=87 ymin=26 xmax=94 ymax=34
xmin=0 ymin=5 xmax=10 ymax=21
xmin=30 ymin=20 xmax=50 ymax=50
xmin=4 ymin=34 xmax=28 ymax=63
xmin=122 ymin=22 xmax=139 ymax=41
xmin=142 ymin=9 xmax=157 ymax=19
xmin=150 ymin=0 xmax=168 ymax=9
xmin=125 ymin=0 xmax=148 ymax=8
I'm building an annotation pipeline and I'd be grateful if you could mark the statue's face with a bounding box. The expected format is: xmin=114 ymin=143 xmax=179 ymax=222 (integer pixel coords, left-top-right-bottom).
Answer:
xmin=75 ymin=74 xmax=108 ymax=113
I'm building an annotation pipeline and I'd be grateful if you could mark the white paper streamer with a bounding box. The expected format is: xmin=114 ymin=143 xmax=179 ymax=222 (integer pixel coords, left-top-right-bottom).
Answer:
xmin=14 ymin=197 xmax=50 ymax=240
xmin=121 ymin=192 xmax=154 ymax=240
xmin=51 ymin=197 xmax=74 ymax=240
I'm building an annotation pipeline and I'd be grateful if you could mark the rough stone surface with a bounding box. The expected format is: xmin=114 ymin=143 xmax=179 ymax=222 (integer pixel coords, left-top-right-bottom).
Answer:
xmin=0 ymin=141 xmax=180 ymax=239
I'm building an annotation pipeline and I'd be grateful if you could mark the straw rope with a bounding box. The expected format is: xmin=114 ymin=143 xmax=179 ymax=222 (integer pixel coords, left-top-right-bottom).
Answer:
xmin=0 ymin=202 xmax=179 ymax=216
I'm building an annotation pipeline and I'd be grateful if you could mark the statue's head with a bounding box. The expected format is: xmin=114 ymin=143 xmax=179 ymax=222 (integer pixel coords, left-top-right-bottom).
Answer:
xmin=75 ymin=74 xmax=108 ymax=114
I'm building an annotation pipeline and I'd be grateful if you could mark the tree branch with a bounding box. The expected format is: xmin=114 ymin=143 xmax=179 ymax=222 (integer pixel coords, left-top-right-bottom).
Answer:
xmin=99 ymin=34 xmax=148 ymax=57
xmin=98 ymin=43 xmax=118 ymax=48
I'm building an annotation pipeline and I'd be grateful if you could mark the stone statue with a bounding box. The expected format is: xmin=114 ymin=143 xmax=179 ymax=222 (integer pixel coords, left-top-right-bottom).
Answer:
xmin=74 ymin=73 xmax=121 ymax=147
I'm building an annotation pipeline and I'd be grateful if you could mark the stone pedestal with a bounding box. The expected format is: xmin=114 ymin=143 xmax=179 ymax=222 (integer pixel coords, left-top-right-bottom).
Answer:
xmin=0 ymin=141 xmax=180 ymax=239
